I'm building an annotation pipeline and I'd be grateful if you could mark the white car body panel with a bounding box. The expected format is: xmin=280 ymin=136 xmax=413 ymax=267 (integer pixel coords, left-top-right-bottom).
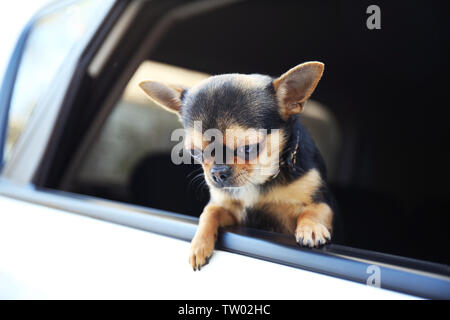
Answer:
xmin=0 ymin=195 xmax=416 ymax=299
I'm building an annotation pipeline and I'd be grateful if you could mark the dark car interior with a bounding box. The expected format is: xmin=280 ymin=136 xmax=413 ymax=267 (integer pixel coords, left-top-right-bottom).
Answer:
xmin=36 ymin=0 xmax=450 ymax=265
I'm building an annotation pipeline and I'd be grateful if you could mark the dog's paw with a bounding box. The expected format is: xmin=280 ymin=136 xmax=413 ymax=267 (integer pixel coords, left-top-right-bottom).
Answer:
xmin=189 ymin=234 xmax=215 ymax=271
xmin=295 ymin=219 xmax=331 ymax=248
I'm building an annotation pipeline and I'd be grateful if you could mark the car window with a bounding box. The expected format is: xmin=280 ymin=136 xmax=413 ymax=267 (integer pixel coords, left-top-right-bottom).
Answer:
xmin=3 ymin=0 xmax=114 ymax=164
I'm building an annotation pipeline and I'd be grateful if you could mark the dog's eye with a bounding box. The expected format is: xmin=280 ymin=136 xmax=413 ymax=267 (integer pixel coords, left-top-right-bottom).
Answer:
xmin=189 ymin=148 xmax=203 ymax=162
xmin=236 ymin=143 xmax=259 ymax=160
xmin=239 ymin=145 xmax=254 ymax=154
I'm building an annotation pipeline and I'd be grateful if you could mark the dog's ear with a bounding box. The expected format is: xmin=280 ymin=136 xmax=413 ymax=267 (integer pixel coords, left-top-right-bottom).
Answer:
xmin=139 ymin=81 xmax=187 ymax=113
xmin=273 ymin=62 xmax=324 ymax=118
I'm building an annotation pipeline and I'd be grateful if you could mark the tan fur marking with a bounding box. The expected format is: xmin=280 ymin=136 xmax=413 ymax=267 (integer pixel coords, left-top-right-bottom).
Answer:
xmin=259 ymin=168 xmax=322 ymax=206
xmin=298 ymin=202 xmax=333 ymax=230
xmin=189 ymin=198 xmax=243 ymax=270
xmin=209 ymin=188 xmax=245 ymax=219
xmin=249 ymin=169 xmax=324 ymax=234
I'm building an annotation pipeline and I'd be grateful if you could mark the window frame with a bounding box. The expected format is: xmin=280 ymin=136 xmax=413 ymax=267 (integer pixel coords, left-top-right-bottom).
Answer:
xmin=0 ymin=0 xmax=448 ymax=299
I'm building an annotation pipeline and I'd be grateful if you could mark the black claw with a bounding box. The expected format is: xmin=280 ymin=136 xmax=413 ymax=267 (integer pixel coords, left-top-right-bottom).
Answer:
xmin=298 ymin=237 xmax=303 ymax=246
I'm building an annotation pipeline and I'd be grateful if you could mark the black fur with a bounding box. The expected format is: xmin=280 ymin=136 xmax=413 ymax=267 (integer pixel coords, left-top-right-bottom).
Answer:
xmin=181 ymin=74 xmax=284 ymax=131
xmin=259 ymin=114 xmax=327 ymax=192
xmin=245 ymin=206 xmax=287 ymax=234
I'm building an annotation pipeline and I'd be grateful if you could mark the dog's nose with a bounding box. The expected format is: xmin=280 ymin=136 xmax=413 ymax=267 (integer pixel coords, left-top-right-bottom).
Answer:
xmin=210 ymin=165 xmax=232 ymax=185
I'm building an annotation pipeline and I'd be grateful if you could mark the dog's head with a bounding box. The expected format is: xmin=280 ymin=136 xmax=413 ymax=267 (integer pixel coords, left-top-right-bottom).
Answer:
xmin=139 ymin=62 xmax=324 ymax=193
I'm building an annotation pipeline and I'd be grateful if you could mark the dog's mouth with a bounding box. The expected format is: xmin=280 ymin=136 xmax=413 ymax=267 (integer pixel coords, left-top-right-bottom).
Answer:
xmin=205 ymin=167 xmax=250 ymax=190
xmin=208 ymin=176 xmax=247 ymax=190
xmin=205 ymin=162 xmax=281 ymax=191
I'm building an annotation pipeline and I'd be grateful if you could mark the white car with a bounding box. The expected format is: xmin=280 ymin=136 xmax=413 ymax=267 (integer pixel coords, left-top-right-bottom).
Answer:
xmin=0 ymin=0 xmax=449 ymax=300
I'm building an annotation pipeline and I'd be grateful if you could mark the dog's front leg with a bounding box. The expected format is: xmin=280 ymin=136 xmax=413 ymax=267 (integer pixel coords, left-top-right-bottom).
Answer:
xmin=295 ymin=202 xmax=333 ymax=248
xmin=189 ymin=204 xmax=239 ymax=271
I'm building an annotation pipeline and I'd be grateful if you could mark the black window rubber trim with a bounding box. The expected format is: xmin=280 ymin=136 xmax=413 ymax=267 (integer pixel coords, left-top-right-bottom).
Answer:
xmin=0 ymin=180 xmax=449 ymax=300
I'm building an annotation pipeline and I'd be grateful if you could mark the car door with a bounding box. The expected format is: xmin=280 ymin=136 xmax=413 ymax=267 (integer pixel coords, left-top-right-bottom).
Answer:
xmin=0 ymin=0 xmax=449 ymax=300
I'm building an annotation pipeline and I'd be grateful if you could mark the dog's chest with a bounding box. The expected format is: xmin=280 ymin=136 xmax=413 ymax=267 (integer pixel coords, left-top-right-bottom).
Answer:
xmin=243 ymin=196 xmax=305 ymax=234
xmin=240 ymin=169 xmax=322 ymax=234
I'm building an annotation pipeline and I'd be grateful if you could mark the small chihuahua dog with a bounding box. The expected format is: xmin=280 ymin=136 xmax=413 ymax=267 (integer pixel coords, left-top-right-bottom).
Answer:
xmin=139 ymin=62 xmax=334 ymax=270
